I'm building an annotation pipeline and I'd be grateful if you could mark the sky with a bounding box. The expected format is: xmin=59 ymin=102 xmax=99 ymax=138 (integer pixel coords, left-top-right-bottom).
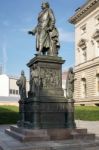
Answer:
xmin=0 ymin=0 xmax=86 ymax=78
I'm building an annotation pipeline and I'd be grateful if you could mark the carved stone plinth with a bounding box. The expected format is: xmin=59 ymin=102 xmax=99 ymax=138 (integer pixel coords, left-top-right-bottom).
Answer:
xmin=18 ymin=55 xmax=70 ymax=129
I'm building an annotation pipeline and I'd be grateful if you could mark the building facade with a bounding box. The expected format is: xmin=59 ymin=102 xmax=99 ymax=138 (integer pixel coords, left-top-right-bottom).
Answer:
xmin=0 ymin=74 xmax=29 ymax=97
xmin=69 ymin=0 xmax=99 ymax=105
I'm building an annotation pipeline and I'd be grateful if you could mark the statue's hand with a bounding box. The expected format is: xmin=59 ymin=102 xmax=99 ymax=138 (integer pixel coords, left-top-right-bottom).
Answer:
xmin=28 ymin=31 xmax=33 ymax=35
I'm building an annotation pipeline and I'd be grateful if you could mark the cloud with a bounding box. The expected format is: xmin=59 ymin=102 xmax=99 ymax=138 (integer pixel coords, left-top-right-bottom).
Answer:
xmin=58 ymin=28 xmax=74 ymax=43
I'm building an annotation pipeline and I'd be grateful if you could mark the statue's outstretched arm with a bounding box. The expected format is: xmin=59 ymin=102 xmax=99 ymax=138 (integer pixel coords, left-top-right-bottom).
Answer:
xmin=28 ymin=27 xmax=37 ymax=35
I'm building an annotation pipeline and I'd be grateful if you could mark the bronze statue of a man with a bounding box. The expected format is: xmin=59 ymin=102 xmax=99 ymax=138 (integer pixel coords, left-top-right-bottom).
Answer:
xmin=16 ymin=70 xmax=26 ymax=100
xmin=28 ymin=2 xmax=60 ymax=56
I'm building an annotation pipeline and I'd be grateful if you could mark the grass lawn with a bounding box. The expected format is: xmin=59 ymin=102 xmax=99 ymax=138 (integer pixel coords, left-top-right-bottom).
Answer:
xmin=0 ymin=105 xmax=99 ymax=124
xmin=75 ymin=106 xmax=99 ymax=121
xmin=0 ymin=105 xmax=19 ymax=124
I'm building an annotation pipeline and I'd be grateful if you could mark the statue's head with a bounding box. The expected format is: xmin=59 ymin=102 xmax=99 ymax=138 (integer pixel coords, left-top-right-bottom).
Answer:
xmin=21 ymin=70 xmax=24 ymax=75
xmin=68 ymin=67 xmax=73 ymax=73
xmin=41 ymin=1 xmax=49 ymax=9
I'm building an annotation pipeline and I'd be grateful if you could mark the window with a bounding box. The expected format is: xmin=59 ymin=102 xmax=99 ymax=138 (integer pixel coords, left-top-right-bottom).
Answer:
xmin=81 ymin=24 xmax=86 ymax=34
xmin=92 ymin=30 xmax=99 ymax=56
xmin=82 ymin=47 xmax=87 ymax=62
xmin=97 ymin=41 xmax=99 ymax=48
xmin=94 ymin=40 xmax=99 ymax=57
xmin=10 ymin=89 xmax=19 ymax=95
xmin=10 ymin=89 xmax=13 ymax=94
xmin=13 ymin=90 xmax=15 ymax=94
xmin=78 ymin=39 xmax=87 ymax=63
xmin=96 ymin=41 xmax=99 ymax=56
xmin=96 ymin=74 xmax=99 ymax=96
xmin=16 ymin=90 xmax=18 ymax=95
xmin=95 ymin=15 xmax=99 ymax=25
xmin=81 ymin=78 xmax=87 ymax=98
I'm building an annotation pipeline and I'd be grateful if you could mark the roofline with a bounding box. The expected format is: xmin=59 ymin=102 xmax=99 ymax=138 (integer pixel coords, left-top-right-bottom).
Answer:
xmin=69 ymin=0 xmax=99 ymax=24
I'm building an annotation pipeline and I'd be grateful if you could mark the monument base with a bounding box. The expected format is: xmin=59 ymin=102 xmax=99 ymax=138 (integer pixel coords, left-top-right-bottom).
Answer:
xmin=5 ymin=125 xmax=95 ymax=142
xmin=18 ymin=56 xmax=72 ymax=129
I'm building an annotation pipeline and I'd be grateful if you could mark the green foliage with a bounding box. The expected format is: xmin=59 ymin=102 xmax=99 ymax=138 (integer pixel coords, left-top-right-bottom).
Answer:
xmin=0 ymin=105 xmax=19 ymax=124
xmin=75 ymin=106 xmax=99 ymax=121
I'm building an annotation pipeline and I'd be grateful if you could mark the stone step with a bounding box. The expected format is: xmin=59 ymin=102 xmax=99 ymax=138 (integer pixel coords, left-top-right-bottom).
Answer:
xmin=5 ymin=126 xmax=96 ymax=142
xmin=10 ymin=126 xmax=73 ymax=140
xmin=5 ymin=129 xmax=50 ymax=142
xmin=71 ymin=132 xmax=95 ymax=140
xmin=47 ymin=129 xmax=72 ymax=140
xmin=72 ymin=128 xmax=88 ymax=134
xmin=5 ymin=129 xmax=27 ymax=142
xmin=10 ymin=125 xmax=49 ymax=136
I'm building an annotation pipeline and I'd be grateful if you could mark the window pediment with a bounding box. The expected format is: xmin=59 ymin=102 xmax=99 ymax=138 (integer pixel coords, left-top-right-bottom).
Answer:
xmin=78 ymin=39 xmax=87 ymax=49
xmin=92 ymin=29 xmax=99 ymax=41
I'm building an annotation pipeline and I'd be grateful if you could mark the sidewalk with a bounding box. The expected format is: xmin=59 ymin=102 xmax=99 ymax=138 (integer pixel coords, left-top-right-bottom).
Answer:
xmin=76 ymin=120 xmax=99 ymax=137
xmin=0 ymin=122 xmax=99 ymax=150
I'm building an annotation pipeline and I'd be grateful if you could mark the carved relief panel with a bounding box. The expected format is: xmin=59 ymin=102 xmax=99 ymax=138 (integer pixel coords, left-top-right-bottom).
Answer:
xmin=40 ymin=68 xmax=62 ymax=89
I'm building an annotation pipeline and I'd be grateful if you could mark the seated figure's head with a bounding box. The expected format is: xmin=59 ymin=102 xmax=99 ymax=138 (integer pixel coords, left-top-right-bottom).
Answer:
xmin=21 ymin=70 xmax=24 ymax=75
xmin=41 ymin=1 xmax=49 ymax=9
xmin=68 ymin=67 xmax=73 ymax=73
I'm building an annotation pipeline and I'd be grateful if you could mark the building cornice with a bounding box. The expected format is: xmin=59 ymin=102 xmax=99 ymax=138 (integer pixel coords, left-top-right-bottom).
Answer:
xmin=69 ymin=0 xmax=99 ymax=24
xmin=74 ymin=57 xmax=99 ymax=73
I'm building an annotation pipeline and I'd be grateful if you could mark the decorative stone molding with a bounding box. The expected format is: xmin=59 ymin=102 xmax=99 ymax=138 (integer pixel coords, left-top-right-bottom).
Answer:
xmin=91 ymin=40 xmax=95 ymax=45
xmin=92 ymin=29 xmax=99 ymax=41
xmin=78 ymin=39 xmax=87 ymax=49
xmin=69 ymin=0 xmax=99 ymax=24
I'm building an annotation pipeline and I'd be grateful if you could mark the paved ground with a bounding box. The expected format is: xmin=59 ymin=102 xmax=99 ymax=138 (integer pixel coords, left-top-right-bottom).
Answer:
xmin=0 ymin=121 xmax=99 ymax=150
xmin=76 ymin=120 xmax=99 ymax=137
xmin=0 ymin=96 xmax=19 ymax=106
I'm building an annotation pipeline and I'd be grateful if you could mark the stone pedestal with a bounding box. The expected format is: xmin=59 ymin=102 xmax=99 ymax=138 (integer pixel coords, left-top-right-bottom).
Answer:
xmin=66 ymin=99 xmax=76 ymax=128
xmin=18 ymin=55 xmax=68 ymax=129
